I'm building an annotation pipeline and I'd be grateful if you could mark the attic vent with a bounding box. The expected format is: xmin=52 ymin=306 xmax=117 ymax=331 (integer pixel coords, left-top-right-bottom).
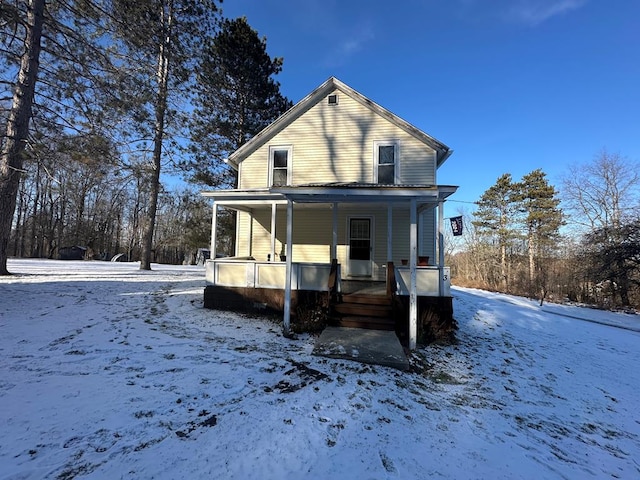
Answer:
xmin=327 ymin=94 xmax=338 ymax=105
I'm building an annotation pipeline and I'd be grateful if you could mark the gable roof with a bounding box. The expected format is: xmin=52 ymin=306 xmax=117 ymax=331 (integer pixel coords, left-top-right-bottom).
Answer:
xmin=225 ymin=77 xmax=452 ymax=169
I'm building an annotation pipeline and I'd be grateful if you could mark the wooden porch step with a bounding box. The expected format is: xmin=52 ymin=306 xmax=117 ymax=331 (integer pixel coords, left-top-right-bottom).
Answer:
xmin=334 ymin=302 xmax=392 ymax=318
xmin=331 ymin=291 xmax=395 ymax=331
xmin=336 ymin=316 xmax=396 ymax=331
xmin=342 ymin=294 xmax=391 ymax=306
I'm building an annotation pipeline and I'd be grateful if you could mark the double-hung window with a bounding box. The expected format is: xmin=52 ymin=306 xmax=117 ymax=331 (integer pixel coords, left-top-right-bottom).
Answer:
xmin=374 ymin=141 xmax=398 ymax=184
xmin=269 ymin=146 xmax=291 ymax=186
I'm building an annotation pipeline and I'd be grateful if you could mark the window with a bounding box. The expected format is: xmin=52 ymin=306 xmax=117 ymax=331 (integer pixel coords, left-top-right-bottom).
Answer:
xmin=374 ymin=141 xmax=398 ymax=184
xmin=328 ymin=94 xmax=338 ymax=105
xmin=269 ymin=146 xmax=291 ymax=186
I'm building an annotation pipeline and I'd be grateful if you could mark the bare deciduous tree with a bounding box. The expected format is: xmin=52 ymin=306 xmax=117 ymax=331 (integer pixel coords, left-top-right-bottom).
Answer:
xmin=561 ymin=149 xmax=640 ymax=231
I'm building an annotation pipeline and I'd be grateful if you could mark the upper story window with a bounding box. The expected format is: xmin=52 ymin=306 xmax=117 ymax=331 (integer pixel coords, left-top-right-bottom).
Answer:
xmin=269 ymin=146 xmax=292 ymax=186
xmin=374 ymin=141 xmax=398 ymax=184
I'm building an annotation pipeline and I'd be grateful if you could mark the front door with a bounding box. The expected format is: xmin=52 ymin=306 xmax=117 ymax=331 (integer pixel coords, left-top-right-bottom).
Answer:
xmin=348 ymin=217 xmax=372 ymax=277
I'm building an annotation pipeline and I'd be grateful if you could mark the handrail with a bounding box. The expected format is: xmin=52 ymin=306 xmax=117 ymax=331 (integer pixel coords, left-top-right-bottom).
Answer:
xmin=386 ymin=261 xmax=397 ymax=297
xmin=327 ymin=258 xmax=339 ymax=305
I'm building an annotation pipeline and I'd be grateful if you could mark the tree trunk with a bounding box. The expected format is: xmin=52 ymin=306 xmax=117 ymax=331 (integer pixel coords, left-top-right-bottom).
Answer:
xmin=528 ymin=229 xmax=535 ymax=289
xmin=616 ymin=259 xmax=630 ymax=306
xmin=140 ymin=2 xmax=172 ymax=270
xmin=500 ymin=243 xmax=507 ymax=292
xmin=13 ymin=185 xmax=25 ymax=256
xmin=0 ymin=0 xmax=45 ymax=274
xmin=30 ymin=162 xmax=40 ymax=257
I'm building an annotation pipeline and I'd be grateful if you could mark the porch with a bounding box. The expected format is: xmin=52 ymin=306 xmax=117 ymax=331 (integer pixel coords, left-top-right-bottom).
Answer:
xmin=204 ymin=258 xmax=454 ymax=347
xmin=203 ymin=183 xmax=457 ymax=350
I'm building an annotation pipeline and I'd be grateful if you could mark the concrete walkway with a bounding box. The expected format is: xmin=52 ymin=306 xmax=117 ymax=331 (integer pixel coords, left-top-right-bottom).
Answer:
xmin=312 ymin=327 xmax=410 ymax=371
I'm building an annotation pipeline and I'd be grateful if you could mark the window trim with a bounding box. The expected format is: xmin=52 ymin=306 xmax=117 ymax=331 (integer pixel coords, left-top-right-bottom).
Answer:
xmin=373 ymin=140 xmax=399 ymax=184
xmin=268 ymin=145 xmax=292 ymax=186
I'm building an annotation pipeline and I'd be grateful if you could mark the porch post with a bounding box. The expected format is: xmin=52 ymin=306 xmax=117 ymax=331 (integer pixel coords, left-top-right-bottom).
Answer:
xmin=248 ymin=210 xmax=254 ymax=257
xmin=283 ymin=199 xmax=293 ymax=336
xmin=438 ymin=201 xmax=445 ymax=296
xmin=387 ymin=204 xmax=393 ymax=262
xmin=409 ymin=198 xmax=418 ymax=350
xmin=331 ymin=202 xmax=338 ymax=260
xmin=270 ymin=202 xmax=277 ymax=261
xmin=210 ymin=201 xmax=217 ymax=258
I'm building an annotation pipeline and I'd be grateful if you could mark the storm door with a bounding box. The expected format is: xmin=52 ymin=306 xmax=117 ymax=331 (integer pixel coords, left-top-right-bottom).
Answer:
xmin=348 ymin=217 xmax=372 ymax=277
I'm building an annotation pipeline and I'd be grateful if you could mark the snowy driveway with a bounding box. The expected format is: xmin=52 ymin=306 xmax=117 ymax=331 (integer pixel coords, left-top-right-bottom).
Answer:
xmin=1 ymin=260 xmax=639 ymax=479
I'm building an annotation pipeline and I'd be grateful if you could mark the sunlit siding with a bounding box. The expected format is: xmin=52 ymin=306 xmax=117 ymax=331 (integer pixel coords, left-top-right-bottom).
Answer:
xmin=250 ymin=209 xmax=274 ymax=262
xmin=235 ymin=211 xmax=251 ymax=257
xmin=238 ymin=146 xmax=269 ymax=189
xmin=247 ymin=207 xmax=332 ymax=263
xmin=240 ymin=204 xmax=437 ymax=281
xmin=401 ymin=149 xmax=436 ymax=184
xmin=290 ymin=207 xmax=333 ymax=262
xmin=237 ymin=206 xmax=334 ymax=263
xmin=242 ymin=208 xmax=274 ymax=262
xmin=238 ymin=88 xmax=437 ymax=189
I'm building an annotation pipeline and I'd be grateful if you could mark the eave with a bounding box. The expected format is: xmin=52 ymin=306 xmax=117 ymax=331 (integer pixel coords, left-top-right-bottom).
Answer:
xmin=201 ymin=183 xmax=458 ymax=207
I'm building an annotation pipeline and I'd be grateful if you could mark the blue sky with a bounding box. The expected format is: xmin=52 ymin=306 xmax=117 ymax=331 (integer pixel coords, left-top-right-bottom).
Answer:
xmin=221 ymin=0 xmax=639 ymax=218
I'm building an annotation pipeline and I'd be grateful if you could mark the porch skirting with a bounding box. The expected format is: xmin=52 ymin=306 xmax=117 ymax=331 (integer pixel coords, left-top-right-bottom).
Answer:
xmin=204 ymin=285 xmax=456 ymax=345
xmin=204 ymin=285 xmax=329 ymax=333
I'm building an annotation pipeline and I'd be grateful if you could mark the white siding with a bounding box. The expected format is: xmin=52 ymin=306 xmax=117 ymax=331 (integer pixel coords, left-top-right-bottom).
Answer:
xmin=240 ymin=203 xmax=438 ymax=281
xmin=236 ymin=211 xmax=251 ymax=257
xmin=239 ymin=89 xmax=437 ymax=189
xmin=420 ymin=207 xmax=437 ymax=262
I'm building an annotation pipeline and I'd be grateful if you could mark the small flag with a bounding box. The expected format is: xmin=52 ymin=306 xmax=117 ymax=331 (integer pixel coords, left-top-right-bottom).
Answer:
xmin=450 ymin=216 xmax=463 ymax=236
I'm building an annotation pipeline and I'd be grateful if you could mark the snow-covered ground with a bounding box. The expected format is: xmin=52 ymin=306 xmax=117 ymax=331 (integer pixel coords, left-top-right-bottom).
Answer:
xmin=1 ymin=259 xmax=639 ymax=480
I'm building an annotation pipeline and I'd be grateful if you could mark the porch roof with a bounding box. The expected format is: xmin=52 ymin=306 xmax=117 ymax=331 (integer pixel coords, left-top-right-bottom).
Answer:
xmin=201 ymin=183 xmax=458 ymax=206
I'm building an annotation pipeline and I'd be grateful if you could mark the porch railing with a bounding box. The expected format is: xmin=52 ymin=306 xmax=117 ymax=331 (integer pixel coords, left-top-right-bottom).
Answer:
xmin=206 ymin=259 xmax=340 ymax=292
xmin=394 ymin=266 xmax=451 ymax=296
xmin=206 ymin=259 xmax=449 ymax=297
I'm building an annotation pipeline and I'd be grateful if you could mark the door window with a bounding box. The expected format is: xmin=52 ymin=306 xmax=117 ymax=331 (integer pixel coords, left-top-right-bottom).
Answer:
xmin=349 ymin=218 xmax=371 ymax=260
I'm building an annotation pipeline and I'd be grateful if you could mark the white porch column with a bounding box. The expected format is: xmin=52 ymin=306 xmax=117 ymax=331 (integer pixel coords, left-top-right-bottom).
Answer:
xmin=248 ymin=211 xmax=254 ymax=257
xmin=387 ymin=204 xmax=393 ymax=262
xmin=409 ymin=198 xmax=418 ymax=350
xmin=331 ymin=203 xmax=338 ymax=260
xmin=283 ymin=199 xmax=293 ymax=336
xmin=210 ymin=201 xmax=217 ymax=258
xmin=270 ymin=202 xmax=277 ymax=261
xmin=438 ymin=201 xmax=445 ymax=296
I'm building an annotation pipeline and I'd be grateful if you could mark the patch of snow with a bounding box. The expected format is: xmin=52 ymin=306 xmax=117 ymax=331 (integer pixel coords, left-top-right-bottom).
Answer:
xmin=1 ymin=259 xmax=639 ymax=479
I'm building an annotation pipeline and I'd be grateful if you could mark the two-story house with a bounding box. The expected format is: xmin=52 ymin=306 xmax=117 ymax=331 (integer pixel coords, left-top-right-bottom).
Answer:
xmin=202 ymin=77 xmax=458 ymax=349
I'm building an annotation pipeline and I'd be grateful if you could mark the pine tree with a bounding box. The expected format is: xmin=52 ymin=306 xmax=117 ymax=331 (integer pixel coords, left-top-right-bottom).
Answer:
xmin=513 ymin=169 xmax=563 ymax=301
xmin=0 ymin=0 xmax=45 ymax=274
xmin=108 ymin=0 xmax=221 ymax=270
xmin=473 ymin=173 xmax=517 ymax=291
xmin=1 ymin=0 xmax=118 ymax=274
xmin=186 ymin=16 xmax=293 ymax=188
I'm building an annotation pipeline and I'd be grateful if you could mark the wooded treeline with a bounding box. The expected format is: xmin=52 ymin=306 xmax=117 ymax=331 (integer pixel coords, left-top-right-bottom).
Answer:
xmin=447 ymin=151 xmax=640 ymax=309
xmin=10 ymin=135 xmax=214 ymax=263
xmin=1 ymin=1 xmax=290 ymax=272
